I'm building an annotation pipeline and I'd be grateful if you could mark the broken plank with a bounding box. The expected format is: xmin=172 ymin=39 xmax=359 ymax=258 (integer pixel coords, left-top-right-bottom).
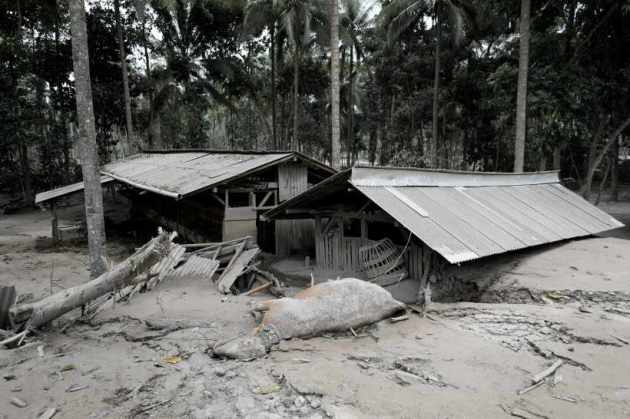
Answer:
xmin=217 ymin=241 xmax=246 ymax=283
xmin=217 ymin=248 xmax=260 ymax=294
xmin=242 ymin=281 xmax=272 ymax=296
xmin=517 ymin=379 xmax=545 ymax=395
xmin=531 ymin=360 xmax=563 ymax=384
xmin=185 ymin=236 xmax=253 ymax=250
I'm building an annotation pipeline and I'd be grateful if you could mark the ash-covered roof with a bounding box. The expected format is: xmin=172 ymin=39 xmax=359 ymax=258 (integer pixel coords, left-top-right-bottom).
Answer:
xmin=35 ymin=176 xmax=114 ymax=205
xmin=101 ymin=150 xmax=333 ymax=199
xmin=264 ymin=166 xmax=624 ymax=264
xmin=36 ymin=150 xmax=334 ymax=204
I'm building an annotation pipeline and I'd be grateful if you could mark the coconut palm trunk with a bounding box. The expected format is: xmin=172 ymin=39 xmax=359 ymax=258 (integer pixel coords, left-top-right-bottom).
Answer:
xmin=329 ymin=0 xmax=341 ymax=169
xmin=114 ymin=0 xmax=133 ymax=139
xmin=431 ymin=11 xmax=441 ymax=168
xmin=271 ymin=23 xmax=278 ymax=149
xmin=347 ymin=45 xmax=354 ymax=167
xmin=514 ymin=0 xmax=531 ymax=172
xmin=69 ymin=0 xmax=107 ymax=277
xmin=292 ymin=51 xmax=300 ymax=151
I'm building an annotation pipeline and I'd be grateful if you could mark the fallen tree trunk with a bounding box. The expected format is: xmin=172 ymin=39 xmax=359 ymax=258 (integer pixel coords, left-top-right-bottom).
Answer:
xmin=10 ymin=230 xmax=174 ymax=328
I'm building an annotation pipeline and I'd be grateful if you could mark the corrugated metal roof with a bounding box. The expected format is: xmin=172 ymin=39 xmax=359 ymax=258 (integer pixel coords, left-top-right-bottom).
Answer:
xmin=264 ymin=166 xmax=624 ymax=264
xmin=170 ymin=255 xmax=219 ymax=280
xmin=102 ymin=152 xmax=317 ymax=199
xmin=35 ymin=176 xmax=114 ymax=204
xmin=352 ymin=168 xmax=624 ymax=263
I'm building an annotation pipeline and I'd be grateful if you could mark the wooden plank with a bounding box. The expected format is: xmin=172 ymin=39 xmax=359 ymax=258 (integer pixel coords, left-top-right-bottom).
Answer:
xmin=258 ymin=191 xmax=273 ymax=208
xmin=278 ymin=163 xmax=308 ymax=201
xmin=217 ymin=248 xmax=260 ymax=294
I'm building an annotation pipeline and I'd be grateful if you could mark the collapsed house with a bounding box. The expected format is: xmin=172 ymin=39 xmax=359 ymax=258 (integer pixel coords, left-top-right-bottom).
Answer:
xmin=262 ymin=166 xmax=624 ymax=300
xmin=35 ymin=150 xmax=335 ymax=253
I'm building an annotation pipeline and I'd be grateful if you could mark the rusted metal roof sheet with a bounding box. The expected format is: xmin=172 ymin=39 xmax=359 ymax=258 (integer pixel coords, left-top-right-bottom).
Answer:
xmin=35 ymin=176 xmax=114 ymax=205
xmin=352 ymin=167 xmax=624 ymax=263
xmin=102 ymin=152 xmax=311 ymax=199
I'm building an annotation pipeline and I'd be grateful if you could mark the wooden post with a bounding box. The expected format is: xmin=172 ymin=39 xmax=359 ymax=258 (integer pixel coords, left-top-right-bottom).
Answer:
xmin=314 ymin=215 xmax=322 ymax=267
xmin=360 ymin=217 xmax=367 ymax=241
xmin=337 ymin=217 xmax=344 ymax=269
xmin=51 ymin=201 xmax=59 ymax=242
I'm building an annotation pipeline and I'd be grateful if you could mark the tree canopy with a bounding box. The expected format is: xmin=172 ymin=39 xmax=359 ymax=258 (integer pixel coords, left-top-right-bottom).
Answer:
xmin=1 ymin=0 xmax=630 ymax=202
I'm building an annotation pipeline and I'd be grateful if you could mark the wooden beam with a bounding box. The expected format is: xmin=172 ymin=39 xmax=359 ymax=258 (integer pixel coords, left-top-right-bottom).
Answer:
xmin=258 ymin=191 xmax=273 ymax=207
xmin=211 ymin=193 xmax=225 ymax=206
xmin=361 ymin=218 xmax=367 ymax=240
xmin=321 ymin=217 xmax=337 ymax=235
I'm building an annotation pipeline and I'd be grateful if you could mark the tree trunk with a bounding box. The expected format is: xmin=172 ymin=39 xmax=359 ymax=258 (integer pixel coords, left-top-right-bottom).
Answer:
xmin=10 ymin=232 xmax=173 ymax=329
xmin=611 ymin=137 xmax=619 ymax=201
xmin=552 ymin=143 xmax=563 ymax=170
xmin=431 ymin=12 xmax=441 ymax=169
xmin=347 ymin=46 xmax=354 ymax=167
xmin=329 ymin=0 xmax=341 ymax=170
xmin=514 ymin=0 xmax=531 ymax=172
xmin=292 ymin=51 xmax=300 ymax=151
xmin=271 ymin=23 xmax=277 ymax=150
xmin=15 ymin=0 xmax=33 ymax=206
xmin=583 ymin=115 xmax=630 ymax=199
xmin=69 ymin=0 xmax=107 ymax=278
xmin=114 ymin=0 xmax=133 ymax=139
xmin=18 ymin=144 xmax=34 ymax=206
xmin=143 ymin=14 xmax=152 ymax=147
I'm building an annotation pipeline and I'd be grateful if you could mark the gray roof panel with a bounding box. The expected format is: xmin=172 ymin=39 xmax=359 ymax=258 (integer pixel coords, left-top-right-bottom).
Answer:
xmin=102 ymin=152 xmax=298 ymax=198
xmin=356 ymin=186 xmax=479 ymax=263
xmin=35 ymin=176 xmax=114 ymax=204
xmin=268 ymin=166 xmax=624 ymax=264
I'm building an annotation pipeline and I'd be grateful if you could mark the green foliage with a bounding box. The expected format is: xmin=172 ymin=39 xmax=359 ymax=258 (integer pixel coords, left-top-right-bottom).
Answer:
xmin=1 ymin=0 xmax=630 ymax=199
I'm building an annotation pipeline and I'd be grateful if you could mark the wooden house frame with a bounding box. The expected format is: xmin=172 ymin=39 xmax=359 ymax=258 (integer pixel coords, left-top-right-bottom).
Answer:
xmin=35 ymin=150 xmax=335 ymax=253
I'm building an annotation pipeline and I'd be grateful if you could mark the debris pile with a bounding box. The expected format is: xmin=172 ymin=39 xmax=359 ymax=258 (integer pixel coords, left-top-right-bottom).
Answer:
xmin=0 ymin=232 xmax=279 ymax=349
xmin=178 ymin=236 xmax=286 ymax=296
xmin=6 ymin=229 xmax=179 ymax=335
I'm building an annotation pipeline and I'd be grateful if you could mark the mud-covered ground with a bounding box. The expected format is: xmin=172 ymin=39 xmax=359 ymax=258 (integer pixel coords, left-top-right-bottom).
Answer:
xmin=1 ymin=200 xmax=630 ymax=419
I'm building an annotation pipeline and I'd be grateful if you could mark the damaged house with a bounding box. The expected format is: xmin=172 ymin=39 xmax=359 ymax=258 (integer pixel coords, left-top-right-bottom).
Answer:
xmin=262 ymin=166 xmax=624 ymax=301
xmin=35 ymin=150 xmax=334 ymax=254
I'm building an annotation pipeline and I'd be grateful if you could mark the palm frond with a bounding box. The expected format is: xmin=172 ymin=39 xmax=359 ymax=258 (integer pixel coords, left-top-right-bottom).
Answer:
xmin=381 ymin=0 xmax=429 ymax=44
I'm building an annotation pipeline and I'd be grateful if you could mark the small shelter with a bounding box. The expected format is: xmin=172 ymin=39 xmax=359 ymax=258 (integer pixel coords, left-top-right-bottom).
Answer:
xmin=263 ymin=166 xmax=624 ymax=296
xmin=36 ymin=150 xmax=335 ymax=253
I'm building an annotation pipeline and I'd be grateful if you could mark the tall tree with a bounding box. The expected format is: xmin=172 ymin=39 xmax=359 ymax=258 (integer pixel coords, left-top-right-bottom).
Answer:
xmin=329 ymin=0 xmax=341 ymax=168
xmin=16 ymin=0 xmax=34 ymax=206
xmin=383 ymin=0 xmax=475 ymax=168
xmin=340 ymin=0 xmax=375 ymax=166
xmin=114 ymin=0 xmax=134 ymax=139
xmin=431 ymin=6 xmax=440 ymax=168
xmin=513 ymin=0 xmax=530 ymax=172
xmin=280 ymin=0 xmax=327 ymax=151
xmin=68 ymin=0 xmax=107 ymax=277
xmin=243 ymin=0 xmax=285 ymax=149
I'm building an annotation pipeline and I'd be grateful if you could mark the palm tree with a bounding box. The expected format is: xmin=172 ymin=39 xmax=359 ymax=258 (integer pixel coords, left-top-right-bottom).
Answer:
xmin=149 ymin=0 xmax=266 ymax=146
xmin=279 ymin=0 xmax=327 ymax=151
xmin=339 ymin=0 xmax=375 ymax=166
xmin=382 ymin=0 xmax=476 ymax=168
xmin=329 ymin=0 xmax=341 ymax=168
xmin=243 ymin=0 xmax=286 ymax=149
xmin=68 ymin=0 xmax=107 ymax=277
xmin=114 ymin=0 xmax=134 ymax=139
xmin=514 ymin=0 xmax=530 ymax=172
